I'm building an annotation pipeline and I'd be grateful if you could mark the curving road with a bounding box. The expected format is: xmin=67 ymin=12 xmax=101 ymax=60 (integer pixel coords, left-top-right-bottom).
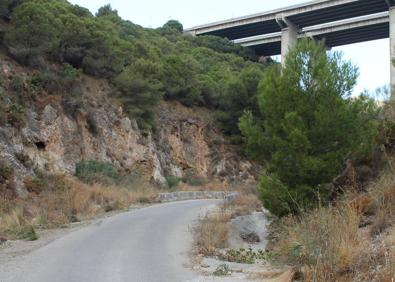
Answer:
xmin=0 ymin=200 xmax=219 ymax=282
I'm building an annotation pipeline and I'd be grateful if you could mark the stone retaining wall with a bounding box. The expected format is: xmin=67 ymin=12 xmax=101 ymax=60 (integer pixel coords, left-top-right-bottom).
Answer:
xmin=158 ymin=191 xmax=239 ymax=203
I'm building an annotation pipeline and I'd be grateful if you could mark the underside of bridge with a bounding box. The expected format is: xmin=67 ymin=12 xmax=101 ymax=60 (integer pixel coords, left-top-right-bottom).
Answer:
xmin=250 ymin=21 xmax=390 ymax=56
xmin=194 ymin=0 xmax=395 ymax=40
xmin=185 ymin=0 xmax=395 ymax=98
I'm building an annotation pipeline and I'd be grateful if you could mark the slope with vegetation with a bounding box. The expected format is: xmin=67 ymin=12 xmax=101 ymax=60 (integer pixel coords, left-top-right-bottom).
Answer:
xmin=0 ymin=0 xmax=266 ymax=136
xmin=0 ymin=0 xmax=264 ymax=241
xmin=192 ymin=38 xmax=394 ymax=281
xmin=238 ymin=39 xmax=395 ymax=281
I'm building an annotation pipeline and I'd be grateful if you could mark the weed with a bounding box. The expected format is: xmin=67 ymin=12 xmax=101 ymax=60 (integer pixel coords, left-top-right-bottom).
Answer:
xmin=213 ymin=264 xmax=230 ymax=276
xmin=223 ymin=248 xmax=271 ymax=264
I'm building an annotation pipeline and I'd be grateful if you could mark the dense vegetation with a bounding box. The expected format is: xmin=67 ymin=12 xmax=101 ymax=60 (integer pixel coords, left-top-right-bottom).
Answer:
xmin=239 ymin=40 xmax=379 ymax=216
xmin=0 ymin=0 xmax=265 ymax=134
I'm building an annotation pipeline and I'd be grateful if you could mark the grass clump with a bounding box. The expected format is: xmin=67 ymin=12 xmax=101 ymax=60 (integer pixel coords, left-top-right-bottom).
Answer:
xmin=195 ymin=210 xmax=231 ymax=256
xmin=0 ymin=208 xmax=38 ymax=241
xmin=271 ymin=170 xmax=395 ymax=281
xmin=0 ymin=171 xmax=161 ymax=241
xmin=223 ymin=193 xmax=262 ymax=217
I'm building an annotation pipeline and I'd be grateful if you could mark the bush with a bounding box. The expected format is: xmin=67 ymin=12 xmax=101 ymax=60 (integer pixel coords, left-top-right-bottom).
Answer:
xmin=75 ymin=160 xmax=119 ymax=184
xmin=4 ymin=0 xmax=62 ymax=65
xmin=6 ymin=103 xmax=25 ymax=128
xmin=9 ymin=75 xmax=25 ymax=92
xmin=0 ymin=162 xmax=13 ymax=180
xmin=0 ymin=161 xmax=16 ymax=199
xmin=165 ymin=175 xmax=180 ymax=189
xmin=113 ymin=59 xmax=163 ymax=131
xmin=240 ymin=39 xmax=379 ymax=216
xmin=160 ymin=54 xmax=203 ymax=106
xmin=29 ymin=64 xmax=81 ymax=94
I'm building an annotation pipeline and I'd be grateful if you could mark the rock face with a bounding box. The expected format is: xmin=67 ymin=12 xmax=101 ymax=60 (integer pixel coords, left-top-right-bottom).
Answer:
xmin=0 ymin=68 xmax=258 ymax=192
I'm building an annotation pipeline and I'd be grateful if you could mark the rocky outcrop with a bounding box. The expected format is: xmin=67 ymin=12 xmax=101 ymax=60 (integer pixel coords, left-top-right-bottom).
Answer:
xmin=0 ymin=65 xmax=258 ymax=193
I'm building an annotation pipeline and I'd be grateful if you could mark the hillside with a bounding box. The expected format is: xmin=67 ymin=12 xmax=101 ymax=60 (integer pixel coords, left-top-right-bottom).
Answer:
xmin=0 ymin=0 xmax=266 ymax=243
xmin=0 ymin=0 xmax=266 ymax=193
xmin=0 ymin=50 xmax=258 ymax=191
xmin=0 ymin=1 xmax=394 ymax=282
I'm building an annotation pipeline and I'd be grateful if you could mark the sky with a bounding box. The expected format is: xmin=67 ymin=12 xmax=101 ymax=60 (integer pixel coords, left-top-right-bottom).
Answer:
xmin=69 ymin=0 xmax=390 ymax=96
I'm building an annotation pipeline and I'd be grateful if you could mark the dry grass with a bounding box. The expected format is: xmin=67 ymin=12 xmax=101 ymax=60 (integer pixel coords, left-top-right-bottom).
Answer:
xmin=273 ymin=170 xmax=395 ymax=282
xmin=0 ymin=174 xmax=160 ymax=240
xmin=368 ymin=173 xmax=395 ymax=236
xmin=195 ymin=210 xmax=231 ymax=256
xmin=178 ymin=181 xmax=228 ymax=192
xmin=194 ymin=191 xmax=262 ymax=257
xmin=276 ymin=205 xmax=364 ymax=282
xmin=223 ymin=193 xmax=262 ymax=217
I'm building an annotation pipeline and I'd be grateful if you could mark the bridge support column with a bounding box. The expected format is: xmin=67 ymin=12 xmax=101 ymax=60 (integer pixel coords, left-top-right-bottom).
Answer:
xmin=280 ymin=21 xmax=298 ymax=66
xmin=390 ymin=7 xmax=395 ymax=99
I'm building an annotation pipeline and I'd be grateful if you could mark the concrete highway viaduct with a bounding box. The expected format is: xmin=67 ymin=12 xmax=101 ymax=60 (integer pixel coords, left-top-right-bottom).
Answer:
xmin=185 ymin=0 xmax=395 ymax=95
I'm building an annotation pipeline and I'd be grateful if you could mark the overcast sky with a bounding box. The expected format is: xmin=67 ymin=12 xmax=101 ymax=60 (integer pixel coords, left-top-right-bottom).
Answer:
xmin=69 ymin=0 xmax=390 ymax=96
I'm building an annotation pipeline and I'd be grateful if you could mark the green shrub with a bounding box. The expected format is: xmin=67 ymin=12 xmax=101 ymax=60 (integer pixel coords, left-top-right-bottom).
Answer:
xmin=6 ymin=103 xmax=25 ymax=128
xmin=113 ymin=59 xmax=163 ymax=131
xmin=75 ymin=160 xmax=119 ymax=184
xmin=0 ymin=161 xmax=13 ymax=180
xmin=4 ymin=0 xmax=62 ymax=65
xmin=165 ymin=175 xmax=180 ymax=189
xmin=62 ymin=84 xmax=84 ymax=118
xmin=29 ymin=64 xmax=81 ymax=94
xmin=9 ymin=75 xmax=25 ymax=92
xmin=160 ymin=54 xmax=203 ymax=106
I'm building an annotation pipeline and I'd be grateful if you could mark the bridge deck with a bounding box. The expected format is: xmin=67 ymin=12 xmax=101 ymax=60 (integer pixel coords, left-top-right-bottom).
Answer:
xmin=185 ymin=0 xmax=395 ymax=41
xmin=234 ymin=12 xmax=390 ymax=56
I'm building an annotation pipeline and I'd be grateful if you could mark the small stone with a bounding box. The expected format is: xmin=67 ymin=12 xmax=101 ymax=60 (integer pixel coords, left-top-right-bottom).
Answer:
xmin=200 ymin=263 xmax=210 ymax=268
xmin=0 ymin=236 xmax=7 ymax=244
xmin=240 ymin=231 xmax=261 ymax=244
xmin=69 ymin=215 xmax=80 ymax=223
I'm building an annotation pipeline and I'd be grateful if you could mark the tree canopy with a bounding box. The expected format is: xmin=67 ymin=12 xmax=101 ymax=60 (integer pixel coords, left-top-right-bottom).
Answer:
xmin=239 ymin=39 xmax=379 ymax=216
xmin=2 ymin=0 xmax=264 ymax=132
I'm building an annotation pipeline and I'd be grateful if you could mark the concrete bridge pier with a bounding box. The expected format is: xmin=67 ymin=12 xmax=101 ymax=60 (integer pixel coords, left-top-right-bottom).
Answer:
xmin=390 ymin=6 xmax=395 ymax=99
xmin=278 ymin=17 xmax=299 ymax=65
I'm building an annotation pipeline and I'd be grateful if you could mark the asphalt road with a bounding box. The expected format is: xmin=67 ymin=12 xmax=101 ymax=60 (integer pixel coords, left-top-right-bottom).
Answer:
xmin=0 ymin=200 xmax=219 ymax=282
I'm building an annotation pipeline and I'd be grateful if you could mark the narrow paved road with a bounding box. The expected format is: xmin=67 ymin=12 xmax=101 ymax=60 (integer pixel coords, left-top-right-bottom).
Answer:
xmin=0 ymin=200 xmax=219 ymax=282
